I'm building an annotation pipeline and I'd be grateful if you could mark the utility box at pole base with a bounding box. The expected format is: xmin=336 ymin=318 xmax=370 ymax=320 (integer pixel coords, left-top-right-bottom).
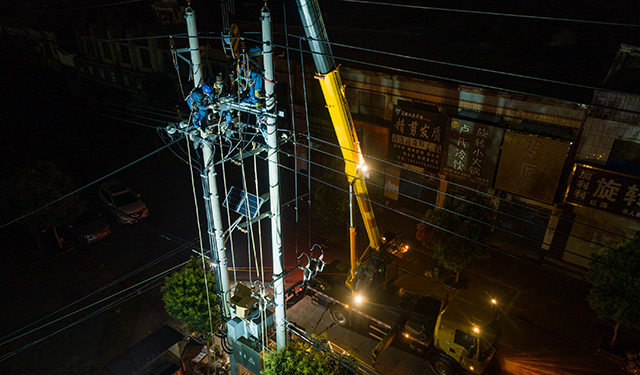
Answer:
xmin=234 ymin=336 xmax=263 ymax=375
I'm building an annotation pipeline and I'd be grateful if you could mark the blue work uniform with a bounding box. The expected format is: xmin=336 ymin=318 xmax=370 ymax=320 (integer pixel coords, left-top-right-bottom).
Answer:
xmin=186 ymin=89 xmax=209 ymax=129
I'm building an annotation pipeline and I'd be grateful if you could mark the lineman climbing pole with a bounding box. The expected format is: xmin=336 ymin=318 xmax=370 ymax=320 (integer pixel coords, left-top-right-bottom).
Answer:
xmin=261 ymin=4 xmax=286 ymax=350
xmin=185 ymin=6 xmax=231 ymax=321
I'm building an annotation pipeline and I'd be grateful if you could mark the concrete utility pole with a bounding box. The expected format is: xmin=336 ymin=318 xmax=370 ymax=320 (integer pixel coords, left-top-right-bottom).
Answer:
xmin=185 ymin=6 xmax=231 ymax=320
xmin=261 ymin=4 xmax=286 ymax=350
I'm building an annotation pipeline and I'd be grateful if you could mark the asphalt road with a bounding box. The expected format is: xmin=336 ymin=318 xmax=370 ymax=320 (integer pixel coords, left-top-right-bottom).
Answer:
xmin=0 ymin=96 xmax=630 ymax=375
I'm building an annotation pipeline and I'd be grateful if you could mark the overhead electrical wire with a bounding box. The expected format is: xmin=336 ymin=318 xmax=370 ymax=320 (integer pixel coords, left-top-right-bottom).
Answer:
xmin=287 ymin=34 xmax=607 ymax=94
xmin=6 ymin=2 xmax=640 ymax=364
xmin=340 ymin=0 xmax=640 ymax=28
xmin=50 ymin=0 xmax=145 ymax=12
xmin=0 ymin=258 xmax=192 ymax=363
xmin=0 ymin=236 xmax=198 ymax=348
xmin=38 ymin=39 xmax=632 ymax=262
xmin=280 ymin=135 xmax=640 ymax=269
xmin=268 ymin=129 xmax=626 ymax=270
xmin=185 ymin=120 xmax=218 ymax=342
xmin=254 ymin=35 xmax=640 ymax=116
xmin=271 ymin=145 xmax=640 ymax=298
xmin=301 ymin=133 xmax=637 ymax=250
xmin=222 ymin=32 xmax=640 ymax=117
xmin=0 ymin=137 xmax=182 ymax=230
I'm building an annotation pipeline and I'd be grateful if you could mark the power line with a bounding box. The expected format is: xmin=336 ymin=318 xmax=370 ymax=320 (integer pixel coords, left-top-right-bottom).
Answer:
xmin=0 ymin=137 xmax=182 ymax=230
xmin=0 ymin=276 xmax=168 ymax=363
xmin=340 ymin=0 xmax=640 ymax=28
xmin=286 ymin=33 xmax=606 ymax=94
xmin=0 ymin=254 xmax=192 ymax=351
xmin=271 ymin=147 xmax=640 ymax=304
xmin=274 ymin=136 xmax=640 ymax=275
xmin=210 ymin=33 xmax=640 ymax=117
xmin=51 ymin=0 xmax=145 ymax=12
xmin=300 ymin=133 xmax=636 ymax=248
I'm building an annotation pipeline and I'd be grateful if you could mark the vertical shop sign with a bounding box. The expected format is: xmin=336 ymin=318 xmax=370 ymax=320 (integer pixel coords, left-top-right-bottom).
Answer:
xmin=442 ymin=118 xmax=504 ymax=187
xmin=389 ymin=105 xmax=447 ymax=174
xmin=494 ymin=131 xmax=570 ymax=204
xmin=565 ymin=163 xmax=640 ymax=220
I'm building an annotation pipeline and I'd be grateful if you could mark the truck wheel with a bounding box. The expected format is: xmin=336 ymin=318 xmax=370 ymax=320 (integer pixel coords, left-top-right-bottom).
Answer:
xmin=431 ymin=359 xmax=456 ymax=375
xmin=329 ymin=304 xmax=349 ymax=326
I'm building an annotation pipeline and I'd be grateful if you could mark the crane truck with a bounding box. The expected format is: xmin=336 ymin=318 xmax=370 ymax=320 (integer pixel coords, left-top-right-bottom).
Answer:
xmin=293 ymin=1 xmax=502 ymax=374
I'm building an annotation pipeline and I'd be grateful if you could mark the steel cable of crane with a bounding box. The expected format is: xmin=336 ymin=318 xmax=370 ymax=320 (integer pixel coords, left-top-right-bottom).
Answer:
xmin=340 ymin=0 xmax=640 ymax=28
xmin=298 ymin=36 xmax=315 ymax=251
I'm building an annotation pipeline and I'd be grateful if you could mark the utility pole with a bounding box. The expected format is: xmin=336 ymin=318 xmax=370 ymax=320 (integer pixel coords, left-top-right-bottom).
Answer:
xmin=185 ymin=6 xmax=231 ymax=321
xmin=261 ymin=3 xmax=286 ymax=350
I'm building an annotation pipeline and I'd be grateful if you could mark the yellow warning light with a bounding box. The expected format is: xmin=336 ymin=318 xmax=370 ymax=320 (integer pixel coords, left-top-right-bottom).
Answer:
xmin=473 ymin=326 xmax=480 ymax=334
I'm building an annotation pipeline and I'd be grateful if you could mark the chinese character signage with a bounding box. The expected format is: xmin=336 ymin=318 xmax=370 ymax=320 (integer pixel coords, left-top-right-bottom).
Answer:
xmin=389 ymin=105 xmax=447 ymax=174
xmin=494 ymin=131 xmax=570 ymax=204
xmin=565 ymin=163 xmax=640 ymax=220
xmin=441 ymin=118 xmax=504 ymax=187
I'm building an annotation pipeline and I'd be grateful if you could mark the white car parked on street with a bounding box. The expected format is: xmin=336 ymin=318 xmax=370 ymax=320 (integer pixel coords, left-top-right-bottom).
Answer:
xmin=99 ymin=180 xmax=149 ymax=224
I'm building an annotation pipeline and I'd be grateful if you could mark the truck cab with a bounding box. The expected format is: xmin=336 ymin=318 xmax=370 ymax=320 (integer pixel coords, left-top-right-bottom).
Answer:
xmin=432 ymin=292 xmax=501 ymax=374
xmin=347 ymin=232 xmax=405 ymax=293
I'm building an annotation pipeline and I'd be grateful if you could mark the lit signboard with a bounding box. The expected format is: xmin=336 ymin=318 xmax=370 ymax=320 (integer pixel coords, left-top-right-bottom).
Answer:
xmin=442 ymin=117 xmax=504 ymax=187
xmin=565 ymin=163 xmax=640 ymax=220
xmin=494 ymin=131 xmax=570 ymax=204
xmin=389 ymin=105 xmax=448 ymax=174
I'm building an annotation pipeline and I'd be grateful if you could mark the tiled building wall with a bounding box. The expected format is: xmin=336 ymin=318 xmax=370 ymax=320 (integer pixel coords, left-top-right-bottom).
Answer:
xmin=576 ymin=118 xmax=640 ymax=164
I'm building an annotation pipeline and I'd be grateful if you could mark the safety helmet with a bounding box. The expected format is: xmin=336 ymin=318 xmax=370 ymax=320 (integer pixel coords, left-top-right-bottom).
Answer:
xmin=202 ymin=84 xmax=213 ymax=95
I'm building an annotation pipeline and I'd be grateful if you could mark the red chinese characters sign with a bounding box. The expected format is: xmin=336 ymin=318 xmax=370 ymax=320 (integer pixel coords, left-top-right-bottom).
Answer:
xmin=565 ymin=163 xmax=640 ymax=220
xmin=389 ymin=106 xmax=447 ymax=174
xmin=494 ymin=131 xmax=570 ymax=204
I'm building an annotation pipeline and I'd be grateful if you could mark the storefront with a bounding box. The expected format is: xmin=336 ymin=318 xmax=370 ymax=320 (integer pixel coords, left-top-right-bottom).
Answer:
xmin=563 ymin=163 xmax=640 ymax=267
xmin=385 ymin=105 xmax=449 ymax=211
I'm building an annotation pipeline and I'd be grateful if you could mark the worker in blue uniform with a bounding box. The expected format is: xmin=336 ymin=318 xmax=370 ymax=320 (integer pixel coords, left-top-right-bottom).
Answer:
xmin=186 ymin=84 xmax=213 ymax=130
xmin=236 ymin=60 xmax=264 ymax=107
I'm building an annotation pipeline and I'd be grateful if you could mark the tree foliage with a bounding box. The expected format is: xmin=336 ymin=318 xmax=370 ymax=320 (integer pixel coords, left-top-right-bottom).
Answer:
xmin=416 ymin=196 xmax=493 ymax=277
xmin=1 ymin=160 xmax=85 ymax=230
xmin=161 ymin=258 xmax=220 ymax=334
xmin=586 ymin=239 xmax=640 ymax=346
xmin=263 ymin=336 xmax=355 ymax=375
